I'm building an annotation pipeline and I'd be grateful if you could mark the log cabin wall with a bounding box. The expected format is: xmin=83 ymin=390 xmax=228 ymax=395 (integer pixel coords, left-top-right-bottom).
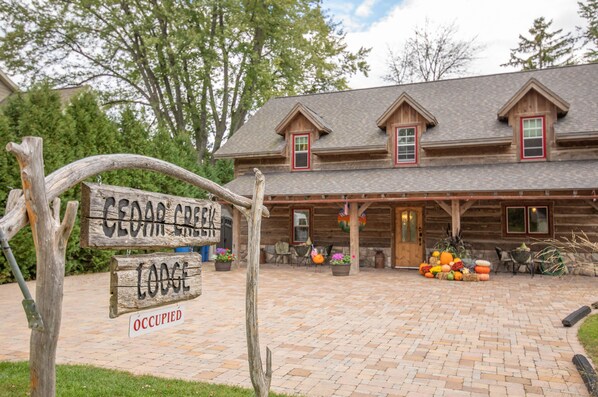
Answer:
xmin=424 ymin=200 xmax=598 ymax=254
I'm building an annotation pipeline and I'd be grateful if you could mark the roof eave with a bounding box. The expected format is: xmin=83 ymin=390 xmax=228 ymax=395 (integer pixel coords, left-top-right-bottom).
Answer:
xmin=422 ymin=137 xmax=512 ymax=149
xmin=555 ymin=131 xmax=598 ymax=142
xmin=312 ymin=145 xmax=388 ymax=155
xmin=213 ymin=150 xmax=285 ymax=160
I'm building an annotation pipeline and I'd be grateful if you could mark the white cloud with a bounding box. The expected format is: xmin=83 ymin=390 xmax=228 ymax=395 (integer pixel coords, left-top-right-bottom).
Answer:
xmin=336 ymin=0 xmax=584 ymax=88
xmin=355 ymin=0 xmax=377 ymax=18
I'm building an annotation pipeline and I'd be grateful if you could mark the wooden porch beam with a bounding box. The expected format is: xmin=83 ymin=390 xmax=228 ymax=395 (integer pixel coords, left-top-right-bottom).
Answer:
xmin=232 ymin=207 xmax=241 ymax=266
xmin=460 ymin=200 xmax=476 ymax=216
xmin=435 ymin=200 xmax=451 ymax=215
xmin=358 ymin=202 xmax=371 ymax=216
xmin=586 ymin=200 xmax=598 ymax=212
xmin=349 ymin=202 xmax=359 ymax=275
xmin=451 ymin=200 xmax=461 ymax=237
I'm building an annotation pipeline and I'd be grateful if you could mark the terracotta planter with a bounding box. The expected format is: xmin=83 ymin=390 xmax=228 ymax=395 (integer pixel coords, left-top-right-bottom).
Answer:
xmin=331 ymin=263 xmax=351 ymax=276
xmin=215 ymin=261 xmax=232 ymax=271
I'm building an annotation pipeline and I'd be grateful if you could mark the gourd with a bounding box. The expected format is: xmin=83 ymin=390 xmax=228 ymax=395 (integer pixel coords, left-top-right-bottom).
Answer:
xmin=475 ymin=265 xmax=491 ymax=274
xmin=424 ymin=272 xmax=434 ymax=278
xmin=447 ymin=272 xmax=454 ymax=281
xmin=432 ymin=251 xmax=440 ymax=258
xmin=440 ymin=251 xmax=453 ymax=265
xmin=454 ymin=271 xmax=463 ymax=281
xmin=419 ymin=263 xmax=428 ymax=274
xmin=478 ymin=273 xmax=490 ymax=281
xmin=441 ymin=264 xmax=451 ymax=273
xmin=430 ymin=266 xmax=442 ymax=275
xmin=312 ymin=254 xmax=325 ymax=264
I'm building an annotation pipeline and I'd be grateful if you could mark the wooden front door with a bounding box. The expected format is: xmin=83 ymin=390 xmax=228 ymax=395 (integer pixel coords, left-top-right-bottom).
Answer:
xmin=394 ymin=207 xmax=424 ymax=267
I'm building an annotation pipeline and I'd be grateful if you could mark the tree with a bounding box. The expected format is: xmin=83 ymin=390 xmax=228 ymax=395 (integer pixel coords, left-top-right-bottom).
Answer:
xmin=383 ymin=20 xmax=482 ymax=84
xmin=502 ymin=17 xmax=576 ymax=70
xmin=578 ymin=0 xmax=598 ymax=62
xmin=0 ymin=0 xmax=370 ymax=161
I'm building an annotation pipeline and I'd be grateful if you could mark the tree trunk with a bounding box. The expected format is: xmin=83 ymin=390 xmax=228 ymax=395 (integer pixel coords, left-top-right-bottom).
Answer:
xmin=6 ymin=137 xmax=78 ymax=397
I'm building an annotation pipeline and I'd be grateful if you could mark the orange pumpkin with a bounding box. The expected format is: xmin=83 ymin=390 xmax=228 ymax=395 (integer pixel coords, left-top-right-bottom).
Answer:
xmin=454 ymin=271 xmax=463 ymax=281
xmin=441 ymin=264 xmax=451 ymax=273
xmin=440 ymin=251 xmax=453 ymax=265
xmin=424 ymin=272 xmax=434 ymax=278
xmin=312 ymin=254 xmax=325 ymax=264
xmin=475 ymin=265 xmax=491 ymax=274
xmin=478 ymin=273 xmax=490 ymax=281
xmin=419 ymin=263 xmax=428 ymax=274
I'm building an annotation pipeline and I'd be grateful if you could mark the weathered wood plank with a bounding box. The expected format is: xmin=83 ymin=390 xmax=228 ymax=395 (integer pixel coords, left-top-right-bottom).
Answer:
xmin=81 ymin=183 xmax=221 ymax=249
xmin=109 ymin=252 xmax=202 ymax=318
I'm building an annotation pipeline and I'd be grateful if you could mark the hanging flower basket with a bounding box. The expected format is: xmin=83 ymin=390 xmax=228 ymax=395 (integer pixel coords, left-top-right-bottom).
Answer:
xmin=337 ymin=210 xmax=366 ymax=233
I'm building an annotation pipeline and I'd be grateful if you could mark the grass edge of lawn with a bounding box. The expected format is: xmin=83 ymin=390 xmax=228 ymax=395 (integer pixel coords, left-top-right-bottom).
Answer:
xmin=0 ymin=361 xmax=297 ymax=397
xmin=578 ymin=313 xmax=598 ymax=367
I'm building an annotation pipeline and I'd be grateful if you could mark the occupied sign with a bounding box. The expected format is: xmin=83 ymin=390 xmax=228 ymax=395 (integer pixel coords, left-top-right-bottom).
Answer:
xmin=80 ymin=183 xmax=221 ymax=249
xmin=129 ymin=305 xmax=185 ymax=337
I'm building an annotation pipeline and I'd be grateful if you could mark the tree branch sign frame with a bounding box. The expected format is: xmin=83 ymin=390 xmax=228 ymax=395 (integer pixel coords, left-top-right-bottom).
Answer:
xmin=0 ymin=137 xmax=273 ymax=397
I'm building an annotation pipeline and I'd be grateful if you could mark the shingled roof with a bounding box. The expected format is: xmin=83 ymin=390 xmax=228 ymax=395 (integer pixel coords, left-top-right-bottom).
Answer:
xmin=224 ymin=159 xmax=598 ymax=197
xmin=215 ymin=64 xmax=598 ymax=158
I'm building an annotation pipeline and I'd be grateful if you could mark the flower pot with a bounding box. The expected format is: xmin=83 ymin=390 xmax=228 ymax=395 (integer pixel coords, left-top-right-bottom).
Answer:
xmin=331 ymin=263 xmax=351 ymax=276
xmin=215 ymin=261 xmax=232 ymax=271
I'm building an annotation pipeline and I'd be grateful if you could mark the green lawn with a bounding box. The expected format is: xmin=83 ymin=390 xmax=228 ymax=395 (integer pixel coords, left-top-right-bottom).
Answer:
xmin=0 ymin=361 xmax=292 ymax=397
xmin=578 ymin=313 xmax=598 ymax=365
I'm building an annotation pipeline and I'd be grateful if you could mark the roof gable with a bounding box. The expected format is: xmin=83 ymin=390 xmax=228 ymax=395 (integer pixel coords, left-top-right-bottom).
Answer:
xmin=376 ymin=92 xmax=437 ymax=129
xmin=274 ymin=102 xmax=332 ymax=135
xmin=498 ymin=77 xmax=570 ymax=120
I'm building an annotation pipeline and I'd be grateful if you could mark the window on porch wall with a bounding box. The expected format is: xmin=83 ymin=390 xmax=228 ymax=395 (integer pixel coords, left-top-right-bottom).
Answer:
xmin=292 ymin=209 xmax=310 ymax=243
xmin=505 ymin=205 xmax=550 ymax=236
xmin=521 ymin=116 xmax=545 ymax=159
xmin=400 ymin=210 xmax=418 ymax=242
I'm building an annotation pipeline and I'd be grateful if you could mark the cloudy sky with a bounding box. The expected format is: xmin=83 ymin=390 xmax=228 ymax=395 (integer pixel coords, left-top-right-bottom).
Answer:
xmin=325 ymin=0 xmax=584 ymax=89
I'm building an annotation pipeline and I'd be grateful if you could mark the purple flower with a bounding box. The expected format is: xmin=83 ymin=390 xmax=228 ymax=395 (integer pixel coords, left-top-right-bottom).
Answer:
xmin=216 ymin=248 xmax=227 ymax=255
xmin=331 ymin=253 xmax=344 ymax=261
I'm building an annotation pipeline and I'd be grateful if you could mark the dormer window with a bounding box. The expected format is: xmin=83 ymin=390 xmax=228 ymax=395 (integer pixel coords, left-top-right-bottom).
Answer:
xmin=521 ymin=116 xmax=545 ymax=160
xmin=395 ymin=126 xmax=417 ymax=164
xmin=292 ymin=133 xmax=310 ymax=170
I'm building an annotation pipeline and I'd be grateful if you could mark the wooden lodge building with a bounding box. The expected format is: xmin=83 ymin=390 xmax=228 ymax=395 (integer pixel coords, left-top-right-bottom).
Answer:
xmin=215 ymin=64 xmax=598 ymax=276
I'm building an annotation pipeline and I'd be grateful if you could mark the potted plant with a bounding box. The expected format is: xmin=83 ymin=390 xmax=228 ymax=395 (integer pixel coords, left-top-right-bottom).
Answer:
xmin=330 ymin=253 xmax=351 ymax=276
xmin=212 ymin=248 xmax=235 ymax=271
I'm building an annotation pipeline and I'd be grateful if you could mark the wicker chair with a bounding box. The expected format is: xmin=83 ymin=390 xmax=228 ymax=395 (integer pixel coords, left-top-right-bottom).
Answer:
xmin=274 ymin=241 xmax=291 ymax=265
xmin=495 ymin=247 xmax=515 ymax=274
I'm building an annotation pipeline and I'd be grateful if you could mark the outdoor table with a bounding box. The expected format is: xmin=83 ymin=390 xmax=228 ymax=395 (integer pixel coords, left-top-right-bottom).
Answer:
xmin=510 ymin=250 xmax=541 ymax=277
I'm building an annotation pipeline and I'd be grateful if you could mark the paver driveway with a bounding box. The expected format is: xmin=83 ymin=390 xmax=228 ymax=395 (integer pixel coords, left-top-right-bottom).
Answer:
xmin=0 ymin=264 xmax=596 ymax=397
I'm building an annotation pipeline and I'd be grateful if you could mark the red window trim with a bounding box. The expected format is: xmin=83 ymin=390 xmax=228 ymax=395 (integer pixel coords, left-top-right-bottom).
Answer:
xmin=291 ymin=208 xmax=311 ymax=244
xmin=502 ymin=203 xmax=553 ymax=237
xmin=520 ymin=115 xmax=546 ymax=160
xmin=394 ymin=125 xmax=418 ymax=166
xmin=291 ymin=133 xmax=311 ymax=170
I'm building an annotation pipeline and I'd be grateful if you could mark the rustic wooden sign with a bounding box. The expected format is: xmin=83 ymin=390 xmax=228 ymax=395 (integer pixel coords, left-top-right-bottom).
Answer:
xmin=81 ymin=183 xmax=221 ymax=249
xmin=109 ymin=252 xmax=202 ymax=318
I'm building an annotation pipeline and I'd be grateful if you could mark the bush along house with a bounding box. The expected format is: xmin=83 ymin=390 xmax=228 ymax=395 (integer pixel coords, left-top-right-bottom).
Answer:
xmin=215 ymin=64 xmax=598 ymax=276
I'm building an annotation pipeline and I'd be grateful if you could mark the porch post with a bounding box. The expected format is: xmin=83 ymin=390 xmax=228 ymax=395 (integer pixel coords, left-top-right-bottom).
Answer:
xmin=350 ymin=202 xmax=359 ymax=274
xmin=451 ymin=200 xmax=461 ymax=236
xmin=233 ymin=206 xmax=241 ymax=266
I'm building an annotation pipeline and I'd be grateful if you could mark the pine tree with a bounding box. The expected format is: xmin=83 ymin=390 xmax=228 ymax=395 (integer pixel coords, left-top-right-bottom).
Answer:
xmin=578 ymin=0 xmax=598 ymax=62
xmin=502 ymin=17 xmax=576 ymax=70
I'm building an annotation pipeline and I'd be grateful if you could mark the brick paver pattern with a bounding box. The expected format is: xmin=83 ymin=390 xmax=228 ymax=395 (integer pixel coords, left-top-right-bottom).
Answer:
xmin=0 ymin=265 xmax=595 ymax=397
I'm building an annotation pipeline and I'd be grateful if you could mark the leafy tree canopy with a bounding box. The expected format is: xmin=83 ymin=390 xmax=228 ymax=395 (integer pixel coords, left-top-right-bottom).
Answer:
xmin=578 ymin=0 xmax=598 ymax=62
xmin=0 ymin=0 xmax=370 ymax=161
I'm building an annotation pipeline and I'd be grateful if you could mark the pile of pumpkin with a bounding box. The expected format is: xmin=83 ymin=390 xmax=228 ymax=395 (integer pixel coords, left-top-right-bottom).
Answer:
xmin=419 ymin=251 xmax=491 ymax=281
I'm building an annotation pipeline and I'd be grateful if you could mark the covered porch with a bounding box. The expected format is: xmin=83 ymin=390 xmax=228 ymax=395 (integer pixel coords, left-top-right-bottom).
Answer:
xmin=226 ymin=161 xmax=598 ymax=275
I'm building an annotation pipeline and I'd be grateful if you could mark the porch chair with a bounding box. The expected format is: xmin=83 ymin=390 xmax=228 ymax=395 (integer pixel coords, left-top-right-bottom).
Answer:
xmin=274 ymin=241 xmax=291 ymax=266
xmin=494 ymin=247 xmax=515 ymax=274
xmin=293 ymin=245 xmax=311 ymax=267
